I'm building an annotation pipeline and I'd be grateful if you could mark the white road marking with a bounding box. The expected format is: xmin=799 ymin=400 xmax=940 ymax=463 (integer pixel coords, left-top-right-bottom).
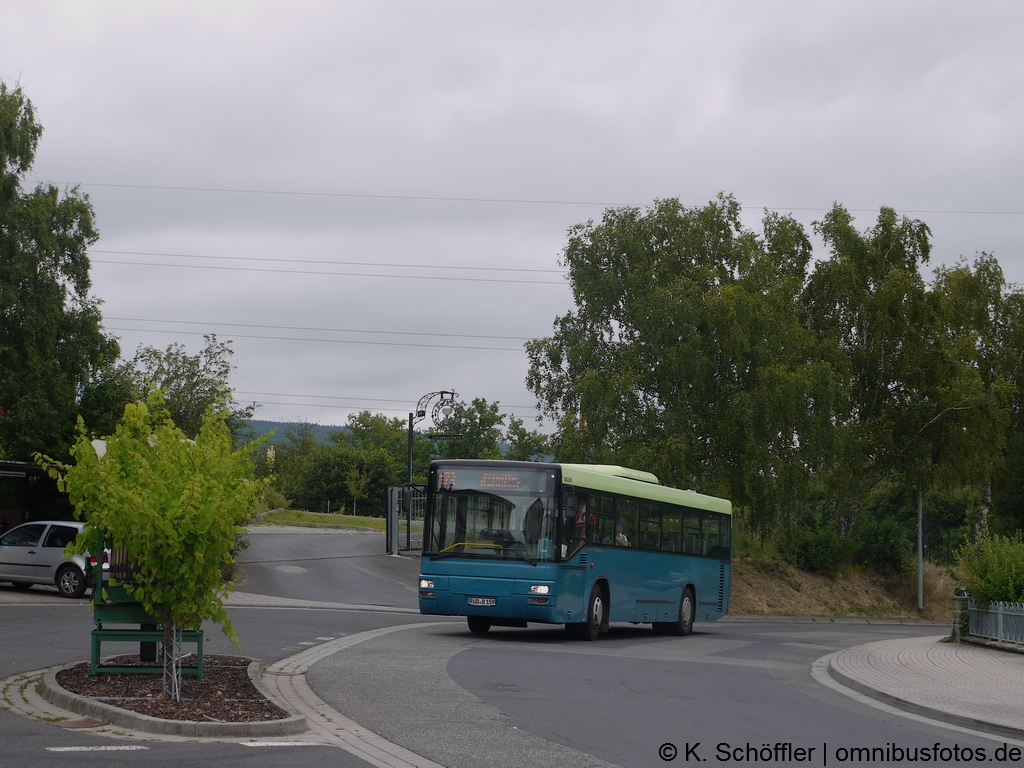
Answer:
xmin=240 ymin=741 xmax=323 ymax=747
xmin=47 ymin=746 xmax=149 ymax=752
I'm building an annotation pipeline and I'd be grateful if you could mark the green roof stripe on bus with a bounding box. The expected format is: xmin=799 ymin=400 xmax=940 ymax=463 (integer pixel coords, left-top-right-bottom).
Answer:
xmin=560 ymin=464 xmax=660 ymax=484
xmin=558 ymin=463 xmax=732 ymax=515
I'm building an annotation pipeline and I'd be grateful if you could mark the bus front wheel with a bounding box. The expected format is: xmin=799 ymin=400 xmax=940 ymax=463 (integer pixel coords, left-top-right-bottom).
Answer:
xmin=579 ymin=584 xmax=604 ymax=641
xmin=467 ymin=616 xmax=491 ymax=634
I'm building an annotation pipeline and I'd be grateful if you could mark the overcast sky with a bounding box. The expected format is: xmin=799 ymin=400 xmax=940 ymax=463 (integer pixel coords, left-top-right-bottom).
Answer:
xmin=3 ymin=2 xmax=1023 ymax=431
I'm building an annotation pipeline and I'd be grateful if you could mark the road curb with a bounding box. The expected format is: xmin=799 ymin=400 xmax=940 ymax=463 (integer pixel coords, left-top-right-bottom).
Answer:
xmin=827 ymin=652 xmax=1024 ymax=741
xmin=722 ymin=614 xmax=949 ymax=625
xmin=41 ymin=661 xmax=307 ymax=738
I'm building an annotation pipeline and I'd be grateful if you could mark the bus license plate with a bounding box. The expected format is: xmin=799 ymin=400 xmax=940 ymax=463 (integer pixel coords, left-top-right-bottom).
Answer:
xmin=467 ymin=597 xmax=496 ymax=607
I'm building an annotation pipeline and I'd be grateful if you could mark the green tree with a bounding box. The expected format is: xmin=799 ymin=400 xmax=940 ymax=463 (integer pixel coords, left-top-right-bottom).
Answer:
xmin=293 ymin=438 xmax=394 ymax=516
xmin=527 ymin=195 xmax=831 ymax=536
xmin=993 ymin=288 xmax=1024 ymax=532
xmin=345 ymin=464 xmax=371 ymax=515
xmin=132 ymin=334 xmax=254 ymax=441
xmin=0 ymin=82 xmax=123 ymax=460
xmin=931 ymin=254 xmax=1016 ymax=538
xmin=343 ymin=410 xmax=434 ymax=484
xmin=41 ymin=391 xmax=265 ymax=699
xmin=267 ymin=423 xmax=320 ymax=505
xmin=803 ymin=206 xmax=986 ymax=532
xmin=504 ymin=415 xmax=550 ymax=462
xmin=437 ymin=398 xmax=505 ymax=460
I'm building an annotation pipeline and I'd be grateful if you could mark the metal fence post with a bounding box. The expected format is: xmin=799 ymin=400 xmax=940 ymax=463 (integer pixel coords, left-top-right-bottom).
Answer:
xmin=998 ymin=601 xmax=1004 ymax=642
xmin=385 ymin=488 xmax=395 ymax=554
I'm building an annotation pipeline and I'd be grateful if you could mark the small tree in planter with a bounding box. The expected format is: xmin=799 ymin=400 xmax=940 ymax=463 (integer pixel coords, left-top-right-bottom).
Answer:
xmin=40 ymin=391 xmax=265 ymax=700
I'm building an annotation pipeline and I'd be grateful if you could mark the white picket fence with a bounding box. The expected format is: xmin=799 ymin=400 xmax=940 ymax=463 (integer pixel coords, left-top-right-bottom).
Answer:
xmin=969 ymin=600 xmax=1024 ymax=645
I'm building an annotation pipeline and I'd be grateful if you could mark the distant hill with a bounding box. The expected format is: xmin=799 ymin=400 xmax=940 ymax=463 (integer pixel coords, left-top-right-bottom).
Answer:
xmin=245 ymin=419 xmax=349 ymax=445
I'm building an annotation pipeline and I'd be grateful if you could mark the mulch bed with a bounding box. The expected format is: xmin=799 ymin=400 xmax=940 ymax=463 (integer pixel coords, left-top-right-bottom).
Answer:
xmin=55 ymin=654 xmax=290 ymax=723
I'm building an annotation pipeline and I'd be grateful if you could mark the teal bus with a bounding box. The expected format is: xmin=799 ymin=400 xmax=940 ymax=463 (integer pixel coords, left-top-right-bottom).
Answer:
xmin=417 ymin=460 xmax=732 ymax=639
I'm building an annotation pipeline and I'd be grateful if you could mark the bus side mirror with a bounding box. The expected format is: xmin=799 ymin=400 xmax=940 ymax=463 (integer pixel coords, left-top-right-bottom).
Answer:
xmin=565 ymin=494 xmax=577 ymax=518
xmin=401 ymin=488 xmax=411 ymax=514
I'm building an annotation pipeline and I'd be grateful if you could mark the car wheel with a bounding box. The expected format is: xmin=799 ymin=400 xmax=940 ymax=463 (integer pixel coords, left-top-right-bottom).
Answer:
xmin=56 ymin=564 xmax=87 ymax=599
xmin=467 ymin=616 xmax=491 ymax=634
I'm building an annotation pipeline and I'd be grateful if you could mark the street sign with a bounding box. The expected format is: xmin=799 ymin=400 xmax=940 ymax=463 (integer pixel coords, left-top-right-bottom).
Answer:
xmin=428 ymin=434 xmax=464 ymax=441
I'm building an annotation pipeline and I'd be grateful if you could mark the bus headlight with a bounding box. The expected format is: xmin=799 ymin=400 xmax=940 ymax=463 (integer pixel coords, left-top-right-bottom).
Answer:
xmin=419 ymin=579 xmax=435 ymax=589
xmin=529 ymin=585 xmax=550 ymax=595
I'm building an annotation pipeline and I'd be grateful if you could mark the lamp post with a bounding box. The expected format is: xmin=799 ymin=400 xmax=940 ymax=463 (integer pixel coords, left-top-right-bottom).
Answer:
xmin=407 ymin=390 xmax=459 ymax=488
xmin=404 ymin=391 xmax=459 ymax=550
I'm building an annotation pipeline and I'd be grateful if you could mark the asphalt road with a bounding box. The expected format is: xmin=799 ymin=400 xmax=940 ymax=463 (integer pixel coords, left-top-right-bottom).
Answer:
xmin=236 ymin=527 xmax=420 ymax=610
xmin=1 ymin=527 xmax=995 ymax=768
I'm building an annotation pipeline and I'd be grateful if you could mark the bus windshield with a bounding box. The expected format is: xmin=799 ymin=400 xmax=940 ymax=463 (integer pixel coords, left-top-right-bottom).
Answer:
xmin=424 ymin=465 xmax=559 ymax=563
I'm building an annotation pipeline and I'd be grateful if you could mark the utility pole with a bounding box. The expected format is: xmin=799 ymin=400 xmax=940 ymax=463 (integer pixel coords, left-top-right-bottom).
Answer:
xmin=918 ymin=483 xmax=924 ymax=612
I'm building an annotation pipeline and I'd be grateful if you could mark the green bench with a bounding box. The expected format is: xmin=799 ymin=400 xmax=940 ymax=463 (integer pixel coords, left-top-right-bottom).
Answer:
xmin=90 ymin=531 xmax=204 ymax=677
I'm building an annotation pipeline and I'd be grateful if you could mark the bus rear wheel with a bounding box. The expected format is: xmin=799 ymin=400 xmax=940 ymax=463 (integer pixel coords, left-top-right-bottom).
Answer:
xmin=666 ymin=587 xmax=694 ymax=637
xmin=467 ymin=616 xmax=491 ymax=634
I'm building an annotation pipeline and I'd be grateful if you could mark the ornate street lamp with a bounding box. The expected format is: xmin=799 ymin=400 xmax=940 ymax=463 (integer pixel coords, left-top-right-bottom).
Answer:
xmin=406 ymin=389 xmax=459 ymax=495
xmin=399 ymin=390 xmax=459 ymax=551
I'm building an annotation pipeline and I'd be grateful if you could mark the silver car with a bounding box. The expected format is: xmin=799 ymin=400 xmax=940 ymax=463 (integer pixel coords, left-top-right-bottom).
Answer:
xmin=0 ymin=521 xmax=106 ymax=598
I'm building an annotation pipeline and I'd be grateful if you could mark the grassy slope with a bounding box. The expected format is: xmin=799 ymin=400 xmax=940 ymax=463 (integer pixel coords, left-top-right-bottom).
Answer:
xmin=731 ymin=557 xmax=957 ymax=621
xmin=256 ymin=509 xmax=386 ymax=531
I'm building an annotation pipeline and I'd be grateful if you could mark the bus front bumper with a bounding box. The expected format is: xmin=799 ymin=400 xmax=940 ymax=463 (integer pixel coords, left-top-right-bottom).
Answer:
xmin=419 ymin=576 xmax=563 ymax=623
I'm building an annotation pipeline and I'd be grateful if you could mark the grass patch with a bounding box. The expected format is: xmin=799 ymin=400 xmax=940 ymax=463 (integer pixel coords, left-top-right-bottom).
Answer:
xmin=258 ymin=509 xmax=387 ymax=532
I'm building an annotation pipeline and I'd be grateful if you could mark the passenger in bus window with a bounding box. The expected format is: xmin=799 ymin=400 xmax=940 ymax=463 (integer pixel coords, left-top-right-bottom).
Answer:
xmin=615 ymin=520 xmax=630 ymax=547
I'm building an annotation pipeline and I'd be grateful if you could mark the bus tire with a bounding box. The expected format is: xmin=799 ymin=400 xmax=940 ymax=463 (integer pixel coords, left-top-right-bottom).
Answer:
xmin=467 ymin=616 xmax=491 ymax=634
xmin=581 ymin=584 xmax=604 ymax=641
xmin=668 ymin=587 xmax=695 ymax=637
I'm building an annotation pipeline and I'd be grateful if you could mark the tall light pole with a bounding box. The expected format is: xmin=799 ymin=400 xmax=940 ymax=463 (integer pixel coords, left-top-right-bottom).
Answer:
xmin=407 ymin=390 xmax=459 ymax=487
xmin=404 ymin=391 xmax=459 ymax=548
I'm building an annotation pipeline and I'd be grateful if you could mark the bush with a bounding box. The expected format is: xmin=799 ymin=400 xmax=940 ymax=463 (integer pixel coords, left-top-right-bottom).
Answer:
xmin=958 ymin=533 xmax=1024 ymax=606
xmin=852 ymin=517 xmax=913 ymax=576
xmin=793 ymin=525 xmax=852 ymax=576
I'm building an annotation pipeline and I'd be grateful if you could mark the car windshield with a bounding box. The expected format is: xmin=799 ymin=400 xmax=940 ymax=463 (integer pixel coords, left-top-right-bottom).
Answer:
xmin=424 ymin=465 xmax=558 ymax=563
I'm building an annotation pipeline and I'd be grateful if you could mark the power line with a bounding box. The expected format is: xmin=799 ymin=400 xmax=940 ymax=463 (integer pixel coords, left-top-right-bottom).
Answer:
xmin=49 ymin=180 xmax=620 ymax=206
xmin=105 ymin=325 xmax=525 ymax=352
xmin=235 ymin=389 xmax=538 ymax=409
xmin=91 ymin=249 xmax=566 ymax=274
xmin=236 ymin=399 xmax=540 ymax=415
xmin=91 ymin=259 xmax=566 ymax=285
xmin=237 ymin=399 xmax=415 ymax=415
xmin=35 ymin=180 xmax=1024 ymax=215
xmin=106 ymin=316 xmax=535 ymax=342
xmin=234 ymin=391 xmax=539 ymax=412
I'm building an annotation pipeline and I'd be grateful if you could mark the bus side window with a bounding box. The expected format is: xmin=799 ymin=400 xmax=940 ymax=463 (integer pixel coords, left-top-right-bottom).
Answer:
xmin=661 ymin=507 xmax=681 ymax=552
xmin=640 ymin=502 xmax=660 ymax=551
xmin=701 ymin=512 xmax=720 ymax=556
xmin=705 ymin=512 xmax=731 ymax=559
xmin=682 ymin=508 xmax=700 ymax=554
xmin=616 ymin=498 xmax=638 ymax=547
xmin=590 ymin=495 xmax=614 ymax=545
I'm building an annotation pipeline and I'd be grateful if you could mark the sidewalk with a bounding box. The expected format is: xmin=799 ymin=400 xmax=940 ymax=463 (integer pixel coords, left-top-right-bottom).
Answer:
xmin=828 ymin=635 xmax=1024 ymax=741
